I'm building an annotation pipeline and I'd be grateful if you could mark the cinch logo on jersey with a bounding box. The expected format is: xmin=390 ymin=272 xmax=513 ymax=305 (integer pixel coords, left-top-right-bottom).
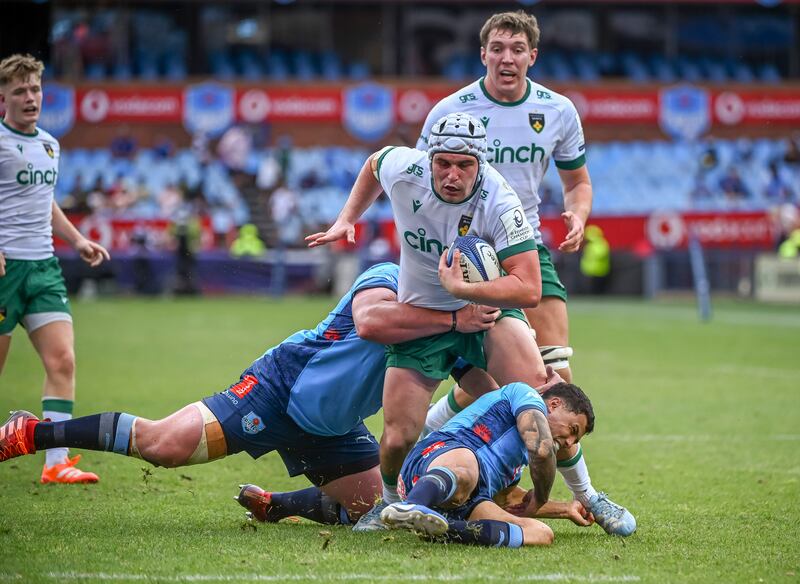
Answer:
xmin=403 ymin=228 xmax=445 ymax=255
xmin=488 ymin=138 xmax=546 ymax=165
xmin=16 ymin=163 xmax=58 ymax=186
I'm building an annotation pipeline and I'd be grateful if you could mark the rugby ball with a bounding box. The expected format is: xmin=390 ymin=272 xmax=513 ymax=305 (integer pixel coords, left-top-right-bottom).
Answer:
xmin=446 ymin=235 xmax=501 ymax=283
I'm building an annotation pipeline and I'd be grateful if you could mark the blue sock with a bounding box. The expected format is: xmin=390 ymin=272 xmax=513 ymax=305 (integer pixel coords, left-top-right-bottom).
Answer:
xmin=441 ymin=520 xmax=524 ymax=548
xmin=268 ymin=487 xmax=351 ymax=525
xmin=406 ymin=467 xmax=457 ymax=507
xmin=33 ymin=413 xmax=137 ymax=456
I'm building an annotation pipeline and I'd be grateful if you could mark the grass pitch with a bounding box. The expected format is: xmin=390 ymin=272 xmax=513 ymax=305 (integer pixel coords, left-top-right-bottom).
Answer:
xmin=1 ymin=295 xmax=798 ymax=583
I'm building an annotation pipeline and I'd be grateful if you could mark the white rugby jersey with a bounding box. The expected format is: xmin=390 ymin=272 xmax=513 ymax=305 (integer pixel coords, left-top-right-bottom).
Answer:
xmin=376 ymin=146 xmax=535 ymax=311
xmin=418 ymin=78 xmax=586 ymax=244
xmin=0 ymin=122 xmax=60 ymax=260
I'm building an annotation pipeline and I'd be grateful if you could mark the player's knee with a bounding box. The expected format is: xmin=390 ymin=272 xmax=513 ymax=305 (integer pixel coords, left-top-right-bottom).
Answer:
xmin=136 ymin=419 xmax=195 ymax=467
xmin=521 ymin=519 xmax=554 ymax=546
xmin=382 ymin=426 xmax=416 ymax=455
xmin=42 ymin=347 xmax=75 ymax=380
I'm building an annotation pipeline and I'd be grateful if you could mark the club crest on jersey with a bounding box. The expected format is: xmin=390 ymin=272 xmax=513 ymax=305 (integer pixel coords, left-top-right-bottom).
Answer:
xmin=241 ymin=411 xmax=265 ymax=435
xmin=43 ymin=143 xmax=55 ymax=158
xmin=529 ymin=113 xmax=545 ymax=134
xmin=458 ymin=215 xmax=473 ymax=236
xmin=0 ymin=306 xmax=6 ymax=323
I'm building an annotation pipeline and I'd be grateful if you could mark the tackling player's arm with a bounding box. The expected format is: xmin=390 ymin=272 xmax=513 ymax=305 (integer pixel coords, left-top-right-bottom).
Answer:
xmin=352 ymin=286 xmax=500 ymax=344
xmin=305 ymin=150 xmax=386 ymax=248
xmin=51 ymin=201 xmax=110 ymax=267
xmin=496 ymin=485 xmax=593 ymax=526
xmin=558 ymin=165 xmax=592 ymax=253
xmin=438 ymin=248 xmax=541 ymax=308
xmin=0 ymin=251 xmax=5 ymax=277
xmin=515 ymin=407 xmax=556 ymax=515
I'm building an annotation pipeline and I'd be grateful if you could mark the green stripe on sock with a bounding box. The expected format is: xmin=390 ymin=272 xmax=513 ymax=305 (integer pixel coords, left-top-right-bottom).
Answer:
xmin=557 ymin=444 xmax=583 ymax=468
xmin=380 ymin=472 xmax=397 ymax=487
xmin=447 ymin=387 xmax=464 ymax=414
xmin=41 ymin=398 xmax=74 ymax=414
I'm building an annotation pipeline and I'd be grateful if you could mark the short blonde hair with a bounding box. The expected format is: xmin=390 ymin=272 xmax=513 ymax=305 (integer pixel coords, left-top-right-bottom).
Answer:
xmin=0 ymin=54 xmax=44 ymax=87
xmin=479 ymin=11 xmax=540 ymax=50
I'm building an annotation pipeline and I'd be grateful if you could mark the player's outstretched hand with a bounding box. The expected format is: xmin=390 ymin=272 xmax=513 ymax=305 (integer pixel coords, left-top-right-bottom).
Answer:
xmin=305 ymin=218 xmax=355 ymax=248
xmin=0 ymin=251 xmax=5 ymax=277
xmin=565 ymin=500 xmax=594 ymax=527
xmin=438 ymin=248 xmax=467 ymax=297
xmin=558 ymin=211 xmax=585 ymax=253
xmin=76 ymin=238 xmax=110 ymax=267
xmin=455 ymin=303 xmax=500 ymax=333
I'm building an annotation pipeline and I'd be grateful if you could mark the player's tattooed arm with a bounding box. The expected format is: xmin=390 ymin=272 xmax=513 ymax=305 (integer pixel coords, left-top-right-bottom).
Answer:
xmin=516 ymin=408 xmax=556 ymax=514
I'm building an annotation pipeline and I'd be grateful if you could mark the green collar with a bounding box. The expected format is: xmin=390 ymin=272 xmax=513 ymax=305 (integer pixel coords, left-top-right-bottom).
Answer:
xmin=2 ymin=119 xmax=38 ymax=137
xmin=479 ymin=77 xmax=531 ymax=107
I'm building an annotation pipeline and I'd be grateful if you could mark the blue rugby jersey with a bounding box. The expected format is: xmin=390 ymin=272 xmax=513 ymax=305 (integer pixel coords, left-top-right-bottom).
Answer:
xmin=437 ymin=382 xmax=547 ymax=496
xmin=249 ymin=262 xmax=399 ymax=436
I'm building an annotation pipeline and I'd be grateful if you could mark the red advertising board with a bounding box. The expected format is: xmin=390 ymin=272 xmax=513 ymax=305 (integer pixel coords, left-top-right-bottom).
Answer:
xmin=58 ymin=215 xmax=216 ymax=251
xmin=43 ymin=82 xmax=800 ymax=129
xmin=355 ymin=211 xmax=778 ymax=255
xmin=76 ymin=87 xmax=183 ymax=123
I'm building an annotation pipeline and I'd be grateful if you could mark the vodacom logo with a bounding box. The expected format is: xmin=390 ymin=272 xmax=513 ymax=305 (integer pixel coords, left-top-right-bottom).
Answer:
xmin=80 ymin=89 xmax=110 ymax=123
xmin=647 ymin=211 xmax=685 ymax=249
xmin=715 ymin=92 xmax=745 ymax=126
xmin=239 ymin=89 xmax=271 ymax=123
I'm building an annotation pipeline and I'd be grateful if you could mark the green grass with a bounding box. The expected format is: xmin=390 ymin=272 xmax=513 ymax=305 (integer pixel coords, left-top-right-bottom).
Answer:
xmin=1 ymin=296 xmax=799 ymax=583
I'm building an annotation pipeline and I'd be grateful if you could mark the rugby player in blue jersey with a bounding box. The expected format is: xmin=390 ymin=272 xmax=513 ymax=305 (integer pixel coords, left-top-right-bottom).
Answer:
xmin=380 ymin=381 xmax=595 ymax=547
xmin=0 ymin=262 xmax=500 ymax=525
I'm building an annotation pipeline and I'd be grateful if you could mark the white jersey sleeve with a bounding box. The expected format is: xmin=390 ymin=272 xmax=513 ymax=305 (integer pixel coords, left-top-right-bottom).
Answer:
xmin=551 ymin=97 xmax=586 ymax=170
xmin=480 ymin=168 xmax=536 ymax=263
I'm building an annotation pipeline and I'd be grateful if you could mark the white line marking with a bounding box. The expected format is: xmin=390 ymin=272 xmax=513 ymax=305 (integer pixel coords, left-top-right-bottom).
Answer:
xmin=0 ymin=573 xmax=641 ymax=583
xmin=592 ymin=434 xmax=800 ymax=442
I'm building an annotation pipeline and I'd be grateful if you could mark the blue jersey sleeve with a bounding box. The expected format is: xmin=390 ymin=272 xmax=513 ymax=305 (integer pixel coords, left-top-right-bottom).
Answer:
xmin=351 ymin=262 xmax=399 ymax=296
xmin=502 ymin=382 xmax=547 ymax=418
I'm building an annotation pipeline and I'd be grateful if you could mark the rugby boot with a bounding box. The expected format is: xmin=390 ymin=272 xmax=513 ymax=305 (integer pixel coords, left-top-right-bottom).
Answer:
xmin=352 ymin=500 xmax=389 ymax=532
xmin=588 ymin=492 xmax=636 ymax=536
xmin=236 ymin=483 xmax=276 ymax=522
xmin=41 ymin=454 xmax=99 ymax=484
xmin=381 ymin=502 xmax=449 ymax=537
xmin=0 ymin=410 xmax=38 ymax=462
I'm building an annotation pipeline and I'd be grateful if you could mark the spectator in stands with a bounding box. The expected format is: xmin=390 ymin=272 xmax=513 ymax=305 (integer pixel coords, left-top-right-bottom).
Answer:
xmin=699 ymin=141 xmax=719 ymax=171
xmin=107 ymin=172 xmax=137 ymax=214
xmin=158 ymin=182 xmax=184 ymax=218
xmin=765 ymin=161 xmax=795 ymax=205
xmin=270 ymin=178 xmax=301 ymax=248
xmin=61 ymin=174 xmax=90 ymax=214
xmin=86 ymin=178 xmax=108 ymax=215
xmin=689 ymin=172 xmax=714 ymax=207
xmin=110 ymin=127 xmax=136 ymax=159
xmin=154 ymin=135 xmax=176 ymax=160
xmin=230 ymin=224 xmax=266 ymax=258
xmin=783 ymin=135 xmax=800 ymax=165
xmin=718 ymin=167 xmax=749 ymax=203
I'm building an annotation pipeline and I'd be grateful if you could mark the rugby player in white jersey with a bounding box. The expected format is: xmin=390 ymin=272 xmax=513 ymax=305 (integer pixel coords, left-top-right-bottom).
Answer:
xmin=307 ymin=112 xmax=559 ymax=530
xmin=416 ymin=11 xmax=635 ymax=536
xmin=0 ymin=54 xmax=110 ymax=483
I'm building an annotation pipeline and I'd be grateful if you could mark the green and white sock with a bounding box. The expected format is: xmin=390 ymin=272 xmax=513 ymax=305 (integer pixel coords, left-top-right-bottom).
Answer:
xmin=42 ymin=397 xmax=74 ymax=467
xmin=557 ymin=444 xmax=598 ymax=506
xmin=424 ymin=386 xmax=462 ymax=434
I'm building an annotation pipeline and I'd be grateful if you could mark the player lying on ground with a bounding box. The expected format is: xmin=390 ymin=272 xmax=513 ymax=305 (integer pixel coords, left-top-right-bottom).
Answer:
xmin=0 ymin=262 xmax=500 ymax=523
xmin=381 ymin=381 xmax=595 ymax=547
xmin=239 ymin=380 xmax=595 ymax=548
